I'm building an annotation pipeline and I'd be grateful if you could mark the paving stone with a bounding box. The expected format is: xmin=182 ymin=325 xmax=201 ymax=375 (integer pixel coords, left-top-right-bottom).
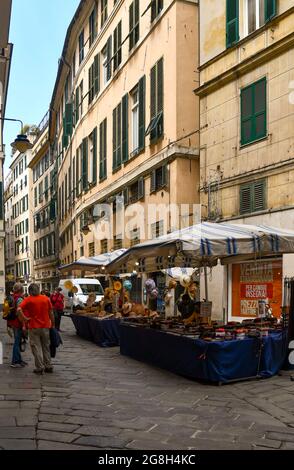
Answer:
xmin=74 ymin=435 xmax=131 ymax=448
xmin=252 ymin=439 xmax=282 ymax=449
xmin=38 ymin=422 xmax=80 ymax=433
xmin=0 ymin=427 xmax=35 ymax=439
xmin=266 ymin=431 xmax=294 ymax=443
xmin=38 ymin=414 xmax=68 ymax=424
xmin=36 ymin=430 xmax=78 ymax=443
xmin=0 ymin=417 xmax=16 ymax=426
xmin=0 ymin=439 xmax=37 ymax=450
xmin=37 ymin=440 xmax=96 ymax=450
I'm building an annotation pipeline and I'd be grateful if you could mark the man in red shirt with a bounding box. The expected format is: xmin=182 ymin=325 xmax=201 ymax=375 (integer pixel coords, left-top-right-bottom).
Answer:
xmin=18 ymin=283 xmax=55 ymax=375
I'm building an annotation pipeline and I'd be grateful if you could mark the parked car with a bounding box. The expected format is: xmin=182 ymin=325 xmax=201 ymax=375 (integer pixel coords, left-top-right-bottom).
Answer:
xmin=59 ymin=278 xmax=104 ymax=310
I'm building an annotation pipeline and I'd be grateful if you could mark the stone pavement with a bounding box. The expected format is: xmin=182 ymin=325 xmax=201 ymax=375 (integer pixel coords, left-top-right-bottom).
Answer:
xmin=0 ymin=316 xmax=294 ymax=450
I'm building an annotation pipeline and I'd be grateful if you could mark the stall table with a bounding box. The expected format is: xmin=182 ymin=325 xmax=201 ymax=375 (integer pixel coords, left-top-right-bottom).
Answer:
xmin=120 ymin=322 xmax=287 ymax=383
xmin=71 ymin=314 xmax=120 ymax=347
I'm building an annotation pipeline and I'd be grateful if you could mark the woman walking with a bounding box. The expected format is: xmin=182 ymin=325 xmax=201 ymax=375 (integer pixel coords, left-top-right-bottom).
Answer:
xmin=9 ymin=283 xmax=27 ymax=368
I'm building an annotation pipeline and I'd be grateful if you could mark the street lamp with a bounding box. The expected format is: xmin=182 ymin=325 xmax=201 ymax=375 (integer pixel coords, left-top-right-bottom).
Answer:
xmin=0 ymin=117 xmax=33 ymax=153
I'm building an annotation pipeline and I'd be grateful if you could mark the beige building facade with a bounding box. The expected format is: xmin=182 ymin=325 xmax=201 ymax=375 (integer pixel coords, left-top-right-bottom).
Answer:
xmin=4 ymin=171 xmax=14 ymax=292
xmin=0 ymin=0 xmax=12 ymax=304
xmin=29 ymin=114 xmax=58 ymax=292
xmin=198 ymin=0 xmax=294 ymax=320
xmin=49 ymin=0 xmax=200 ymax=270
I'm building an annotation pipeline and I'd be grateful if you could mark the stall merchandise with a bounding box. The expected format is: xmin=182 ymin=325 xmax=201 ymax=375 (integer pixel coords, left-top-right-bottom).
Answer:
xmin=120 ymin=321 xmax=287 ymax=383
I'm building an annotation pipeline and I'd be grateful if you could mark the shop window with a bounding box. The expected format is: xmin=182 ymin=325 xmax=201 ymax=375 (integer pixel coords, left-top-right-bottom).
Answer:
xmin=240 ymin=179 xmax=266 ymax=214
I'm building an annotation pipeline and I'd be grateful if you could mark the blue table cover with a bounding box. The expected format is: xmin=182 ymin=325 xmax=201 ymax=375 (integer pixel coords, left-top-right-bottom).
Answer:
xmin=71 ymin=315 xmax=120 ymax=347
xmin=120 ymin=323 xmax=287 ymax=383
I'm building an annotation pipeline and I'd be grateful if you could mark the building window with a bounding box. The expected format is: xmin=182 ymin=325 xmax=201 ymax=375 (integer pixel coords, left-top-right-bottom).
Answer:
xmin=151 ymin=0 xmax=164 ymax=22
xmin=101 ymin=0 xmax=108 ymax=28
xmin=102 ymin=38 xmax=112 ymax=85
xmin=72 ymin=51 xmax=76 ymax=80
xmin=101 ymin=239 xmax=108 ymax=254
xmin=39 ymin=181 xmax=43 ymax=203
xmin=151 ymin=220 xmax=164 ymax=239
xmin=113 ymin=103 xmax=122 ymax=171
xmin=241 ymin=78 xmax=267 ymax=146
xmin=88 ymin=54 xmax=100 ymax=105
xmin=79 ymin=29 xmax=85 ymax=65
xmin=130 ymin=228 xmax=140 ymax=247
xmin=99 ymin=118 xmax=107 ymax=181
xmin=88 ymin=242 xmax=95 ymax=257
xmin=146 ymin=58 xmax=164 ymax=143
xmin=113 ymin=235 xmax=123 ymax=250
xmin=245 ymin=0 xmax=276 ymax=35
xmin=226 ymin=0 xmax=239 ymax=48
xmin=89 ymin=5 xmax=98 ymax=47
xmin=129 ymin=0 xmax=140 ymax=51
xmin=113 ymin=21 xmax=122 ymax=71
xmin=131 ymin=86 xmax=139 ymax=153
xmin=128 ymin=178 xmax=145 ymax=204
xmin=240 ymin=179 xmax=266 ymax=214
xmin=150 ymin=165 xmax=168 ymax=193
xmin=80 ymin=246 xmax=84 ymax=257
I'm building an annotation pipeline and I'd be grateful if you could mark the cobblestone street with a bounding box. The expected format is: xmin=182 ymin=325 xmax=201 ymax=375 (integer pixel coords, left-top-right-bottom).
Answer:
xmin=1 ymin=317 xmax=294 ymax=451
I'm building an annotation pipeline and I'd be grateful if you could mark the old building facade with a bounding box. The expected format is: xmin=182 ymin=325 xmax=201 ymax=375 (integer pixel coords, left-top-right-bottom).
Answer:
xmin=198 ymin=0 xmax=294 ymax=320
xmin=29 ymin=114 xmax=58 ymax=292
xmin=49 ymin=0 xmax=199 ymax=271
xmin=4 ymin=171 xmax=14 ymax=292
xmin=0 ymin=0 xmax=13 ymax=304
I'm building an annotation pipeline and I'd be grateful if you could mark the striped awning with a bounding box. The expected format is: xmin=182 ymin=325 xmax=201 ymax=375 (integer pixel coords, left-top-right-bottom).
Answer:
xmin=105 ymin=222 xmax=294 ymax=274
xmin=59 ymin=249 xmax=127 ymax=275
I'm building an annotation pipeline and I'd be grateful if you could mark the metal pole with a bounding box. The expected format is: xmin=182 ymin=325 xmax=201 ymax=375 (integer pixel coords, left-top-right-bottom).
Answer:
xmin=0 ymin=117 xmax=23 ymax=132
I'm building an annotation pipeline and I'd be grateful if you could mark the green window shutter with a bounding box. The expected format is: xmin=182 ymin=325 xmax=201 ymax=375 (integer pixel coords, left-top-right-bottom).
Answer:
xmin=241 ymin=78 xmax=267 ymax=145
xmin=100 ymin=119 xmax=107 ymax=180
xmin=226 ymin=0 xmax=239 ymax=48
xmin=122 ymin=93 xmax=129 ymax=163
xmin=162 ymin=164 xmax=168 ymax=188
xmin=49 ymin=199 xmax=56 ymax=220
xmin=72 ymin=155 xmax=76 ymax=199
xmin=265 ymin=0 xmax=276 ymax=22
xmin=240 ymin=184 xmax=252 ymax=214
xmin=76 ymin=151 xmax=80 ymax=196
xmin=118 ymin=21 xmax=122 ymax=66
xmin=82 ymin=138 xmax=88 ymax=190
xmin=138 ymin=75 xmax=146 ymax=151
xmin=75 ymin=87 xmax=80 ymax=122
xmin=150 ymin=64 xmax=157 ymax=119
xmin=113 ymin=107 xmax=117 ymax=170
xmin=65 ymin=103 xmax=73 ymax=136
xmin=138 ymin=177 xmax=145 ymax=200
xmin=157 ymin=58 xmax=163 ymax=113
xmin=253 ymin=180 xmax=266 ymax=212
xmin=92 ymin=127 xmax=97 ymax=184
xmin=117 ymin=103 xmax=122 ymax=167
xmin=129 ymin=2 xmax=134 ymax=50
xmin=88 ymin=67 xmax=92 ymax=104
xmin=107 ymin=35 xmax=112 ymax=81
xmin=150 ymin=170 xmax=156 ymax=193
xmin=62 ymin=133 xmax=69 ymax=149
xmin=123 ymin=187 xmax=129 ymax=206
xmin=94 ymin=53 xmax=100 ymax=95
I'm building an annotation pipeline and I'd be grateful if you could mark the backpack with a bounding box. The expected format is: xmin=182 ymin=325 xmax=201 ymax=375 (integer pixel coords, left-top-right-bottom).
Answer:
xmin=2 ymin=295 xmax=17 ymax=321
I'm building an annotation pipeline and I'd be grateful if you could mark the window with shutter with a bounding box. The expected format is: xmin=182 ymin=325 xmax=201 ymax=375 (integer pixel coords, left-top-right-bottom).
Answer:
xmin=88 ymin=64 xmax=94 ymax=104
xmin=151 ymin=0 xmax=164 ymax=22
xmin=226 ymin=0 xmax=239 ymax=48
xmin=113 ymin=21 xmax=122 ymax=71
xmin=94 ymin=54 xmax=100 ymax=95
xmin=265 ymin=0 xmax=276 ymax=22
xmin=240 ymin=180 xmax=266 ymax=214
xmin=138 ymin=177 xmax=145 ymax=200
xmin=64 ymin=103 xmax=73 ymax=137
xmin=146 ymin=58 xmax=164 ymax=143
xmin=241 ymin=77 xmax=267 ymax=145
xmin=129 ymin=0 xmax=140 ymax=51
xmin=113 ymin=103 xmax=122 ymax=171
xmin=122 ymin=94 xmax=129 ymax=163
xmin=79 ymin=29 xmax=85 ymax=65
xmin=89 ymin=5 xmax=97 ymax=47
xmin=150 ymin=170 xmax=156 ymax=193
xmin=92 ymin=127 xmax=98 ymax=185
xmin=138 ymin=76 xmax=146 ymax=152
xmin=82 ymin=138 xmax=88 ymax=191
xmin=101 ymin=0 xmax=108 ymax=28
xmin=107 ymin=36 xmax=112 ymax=81
xmin=76 ymin=147 xmax=80 ymax=196
xmin=99 ymin=118 xmax=107 ymax=181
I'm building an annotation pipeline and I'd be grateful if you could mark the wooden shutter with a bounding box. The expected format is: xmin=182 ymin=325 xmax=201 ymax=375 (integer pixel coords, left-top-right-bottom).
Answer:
xmin=122 ymin=93 xmax=129 ymax=163
xmin=88 ymin=65 xmax=93 ymax=104
xmin=92 ymin=127 xmax=97 ymax=184
xmin=65 ymin=103 xmax=73 ymax=136
xmin=107 ymin=36 xmax=112 ymax=81
xmin=150 ymin=170 xmax=156 ymax=193
xmin=118 ymin=21 xmax=122 ymax=65
xmin=72 ymin=155 xmax=76 ymax=200
xmin=123 ymin=187 xmax=129 ymax=206
xmin=138 ymin=75 xmax=146 ymax=151
xmin=75 ymin=87 xmax=80 ymax=122
xmin=226 ymin=0 xmax=239 ymax=48
xmin=157 ymin=58 xmax=163 ymax=113
xmin=241 ymin=78 xmax=266 ymax=145
xmin=113 ymin=107 xmax=117 ymax=170
xmin=253 ymin=180 xmax=266 ymax=212
xmin=162 ymin=164 xmax=168 ymax=188
xmin=240 ymin=184 xmax=252 ymax=214
xmin=265 ymin=0 xmax=276 ymax=22
xmin=138 ymin=177 xmax=145 ymax=200
xmin=76 ymin=151 xmax=80 ymax=196
xmin=150 ymin=64 xmax=157 ymax=119
xmin=117 ymin=103 xmax=122 ymax=167
xmin=129 ymin=2 xmax=134 ymax=50
xmin=82 ymin=138 xmax=88 ymax=191
xmin=94 ymin=53 xmax=100 ymax=95
xmin=100 ymin=119 xmax=107 ymax=180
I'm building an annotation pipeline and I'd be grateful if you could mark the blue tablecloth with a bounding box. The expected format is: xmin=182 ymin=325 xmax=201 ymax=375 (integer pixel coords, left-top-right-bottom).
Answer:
xmin=120 ymin=323 xmax=288 ymax=383
xmin=71 ymin=315 xmax=120 ymax=347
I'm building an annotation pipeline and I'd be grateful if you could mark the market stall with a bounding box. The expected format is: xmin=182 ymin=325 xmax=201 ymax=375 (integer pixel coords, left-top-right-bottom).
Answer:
xmin=105 ymin=222 xmax=294 ymax=382
xmin=70 ymin=314 xmax=121 ymax=347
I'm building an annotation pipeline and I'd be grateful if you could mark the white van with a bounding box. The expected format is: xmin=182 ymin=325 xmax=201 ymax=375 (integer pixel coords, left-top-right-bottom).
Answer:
xmin=59 ymin=278 xmax=104 ymax=310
